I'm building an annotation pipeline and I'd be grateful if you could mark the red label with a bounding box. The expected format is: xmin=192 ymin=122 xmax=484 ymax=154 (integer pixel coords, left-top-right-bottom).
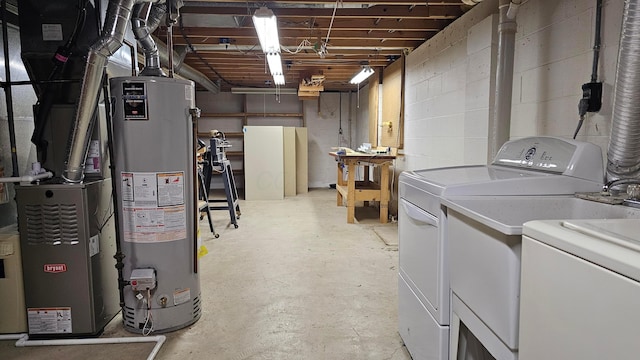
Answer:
xmin=43 ymin=264 xmax=67 ymax=273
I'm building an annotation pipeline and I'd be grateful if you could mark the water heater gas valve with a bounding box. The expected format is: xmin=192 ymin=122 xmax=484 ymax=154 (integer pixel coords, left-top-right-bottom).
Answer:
xmin=130 ymin=268 xmax=157 ymax=291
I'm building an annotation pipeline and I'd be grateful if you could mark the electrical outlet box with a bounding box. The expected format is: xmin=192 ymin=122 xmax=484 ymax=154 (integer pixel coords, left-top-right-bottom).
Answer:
xmin=581 ymin=82 xmax=603 ymax=113
xmin=130 ymin=268 xmax=156 ymax=291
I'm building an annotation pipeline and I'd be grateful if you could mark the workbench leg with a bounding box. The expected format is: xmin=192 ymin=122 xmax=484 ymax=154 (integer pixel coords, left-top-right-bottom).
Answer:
xmin=336 ymin=162 xmax=344 ymax=206
xmin=347 ymin=162 xmax=356 ymax=223
xmin=364 ymin=165 xmax=370 ymax=207
xmin=379 ymin=163 xmax=390 ymax=224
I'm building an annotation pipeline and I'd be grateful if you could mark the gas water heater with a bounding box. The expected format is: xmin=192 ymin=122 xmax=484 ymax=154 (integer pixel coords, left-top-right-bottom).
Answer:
xmin=111 ymin=76 xmax=202 ymax=333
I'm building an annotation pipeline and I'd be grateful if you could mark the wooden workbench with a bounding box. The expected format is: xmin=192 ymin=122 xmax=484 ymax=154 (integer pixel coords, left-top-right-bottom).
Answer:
xmin=329 ymin=152 xmax=396 ymax=223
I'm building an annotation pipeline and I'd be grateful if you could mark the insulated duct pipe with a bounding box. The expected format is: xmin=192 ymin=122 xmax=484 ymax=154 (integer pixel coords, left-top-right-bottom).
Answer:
xmin=488 ymin=0 xmax=520 ymax=161
xmin=606 ymin=0 xmax=640 ymax=183
xmin=64 ymin=0 xmax=162 ymax=183
xmin=131 ymin=2 xmax=166 ymax=76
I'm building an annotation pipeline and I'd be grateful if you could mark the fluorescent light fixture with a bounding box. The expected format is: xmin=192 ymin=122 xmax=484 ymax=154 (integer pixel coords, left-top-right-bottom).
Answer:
xmin=349 ymin=66 xmax=375 ymax=84
xmin=231 ymin=87 xmax=297 ymax=95
xmin=273 ymin=74 xmax=285 ymax=85
xmin=252 ymin=7 xmax=280 ymax=53
xmin=266 ymin=53 xmax=283 ymax=75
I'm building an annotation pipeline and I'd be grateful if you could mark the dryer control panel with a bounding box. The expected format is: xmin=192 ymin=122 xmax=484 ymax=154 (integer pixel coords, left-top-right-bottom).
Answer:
xmin=492 ymin=137 xmax=604 ymax=183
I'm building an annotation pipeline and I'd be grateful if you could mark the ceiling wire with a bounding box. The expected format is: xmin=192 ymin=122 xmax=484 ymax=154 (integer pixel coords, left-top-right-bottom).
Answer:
xmin=320 ymin=0 xmax=343 ymax=57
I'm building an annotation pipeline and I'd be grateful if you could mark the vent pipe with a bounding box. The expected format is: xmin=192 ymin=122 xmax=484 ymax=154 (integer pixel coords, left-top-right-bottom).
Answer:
xmin=132 ymin=2 xmax=166 ymax=76
xmin=488 ymin=0 xmax=521 ymax=161
xmin=63 ymin=0 xmax=160 ymax=183
xmin=133 ymin=1 xmax=217 ymax=93
xmin=155 ymin=38 xmax=220 ymax=93
xmin=606 ymin=0 xmax=640 ymax=183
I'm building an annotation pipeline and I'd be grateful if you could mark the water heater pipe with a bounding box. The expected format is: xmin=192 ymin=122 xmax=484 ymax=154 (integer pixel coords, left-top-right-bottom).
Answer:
xmin=488 ymin=0 xmax=520 ymax=161
xmin=63 ymin=0 xmax=161 ymax=183
xmin=13 ymin=334 xmax=166 ymax=360
xmin=606 ymin=0 xmax=640 ymax=183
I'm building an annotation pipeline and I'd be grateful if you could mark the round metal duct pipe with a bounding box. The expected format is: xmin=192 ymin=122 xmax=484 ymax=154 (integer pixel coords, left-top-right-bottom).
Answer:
xmin=607 ymin=0 xmax=640 ymax=183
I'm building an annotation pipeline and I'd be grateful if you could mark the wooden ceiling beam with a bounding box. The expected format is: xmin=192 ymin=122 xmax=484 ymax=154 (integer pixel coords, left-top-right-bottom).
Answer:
xmin=173 ymin=36 xmax=425 ymax=48
xmin=180 ymin=5 xmax=463 ymax=18
xmin=185 ymin=0 xmax=464 ymax=5
xmin=172 ymin=27 xmax=432 ymax=39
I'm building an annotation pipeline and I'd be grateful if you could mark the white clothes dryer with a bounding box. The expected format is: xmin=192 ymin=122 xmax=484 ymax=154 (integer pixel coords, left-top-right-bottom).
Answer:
xmin=398 ymin=137 xmax=604 ymax=360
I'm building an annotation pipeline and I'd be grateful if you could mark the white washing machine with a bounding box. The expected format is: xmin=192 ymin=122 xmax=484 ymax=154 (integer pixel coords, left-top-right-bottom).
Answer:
xmin=398 ymin=137 xmax=604 ymax=360
xmin=520 ymin=219 xmax=640 ymax=360
xmin=442 ymin=196 xmax=640 ymax=360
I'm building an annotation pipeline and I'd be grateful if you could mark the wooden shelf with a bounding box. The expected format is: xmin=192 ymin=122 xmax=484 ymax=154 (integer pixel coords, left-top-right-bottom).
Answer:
xmin=225 ymin=151 xmax=244 ymax=157
xmin=200 ymin=112 xmax=245 ymax=117
xmin=201 ymin=112 xmax=303 ymax=118
xmin=197 ymin=131 xmax=243 ymax=138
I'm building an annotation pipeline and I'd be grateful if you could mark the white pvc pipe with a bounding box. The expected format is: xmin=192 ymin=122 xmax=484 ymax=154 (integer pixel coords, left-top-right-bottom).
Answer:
xmin=0 ymin=171 xmax=53 ymax=183
xmin=0 ymin=333 xmax=26 ymax=340
xmin=12 ymin=334 xmax=166 ymax=360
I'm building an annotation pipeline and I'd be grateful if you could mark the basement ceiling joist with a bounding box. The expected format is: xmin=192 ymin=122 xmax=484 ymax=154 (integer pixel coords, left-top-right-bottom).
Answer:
xmin=157 ymin=0 xmax=472 ymax=92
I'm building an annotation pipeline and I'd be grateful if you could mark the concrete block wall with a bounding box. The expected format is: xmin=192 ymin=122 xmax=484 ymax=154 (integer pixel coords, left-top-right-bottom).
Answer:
xmin=403 ymin=0 xmax=624 ymax=173
xmin=404 ymin=0 xmax=499 ymax=172
xmin=511 ymin=0 xmax=623 ymax=158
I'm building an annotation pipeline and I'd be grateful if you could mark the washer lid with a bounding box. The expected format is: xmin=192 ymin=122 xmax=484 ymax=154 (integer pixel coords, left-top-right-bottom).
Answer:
xmin=563 ymin=220 xmax=640 ymax=252
xmin=524 ymin=219 xmax=640 ymax=281
xmin=403 ymin=165 xmax=602 ymax=197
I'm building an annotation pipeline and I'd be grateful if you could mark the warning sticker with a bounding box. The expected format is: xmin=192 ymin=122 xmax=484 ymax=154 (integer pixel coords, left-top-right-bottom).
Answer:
xmin=132 ymin=173 xmax=158 ymax=207
xmin=121 ymin=171 xmax=187 ymax=243
xmin=174 ymin=288 xmax=191 ymax=306
xmin=27 ymin=307 xmax=72 ymax=334
xmin=121 ymin=172 xmax=134 ymax=202
xmin=89 ymin=234 xmax=100 ymax=257
xmin=84 ymin=140 xmax=101 ymax=174
xmin=122 ymin=206 xmax=186 ymax=243
xmin=157 ymin=172 xmax=185 ymax=207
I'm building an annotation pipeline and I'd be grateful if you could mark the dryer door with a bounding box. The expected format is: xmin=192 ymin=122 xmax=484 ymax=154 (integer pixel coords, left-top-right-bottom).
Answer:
xmin=398 ymin=198 xmax=442 ymax=320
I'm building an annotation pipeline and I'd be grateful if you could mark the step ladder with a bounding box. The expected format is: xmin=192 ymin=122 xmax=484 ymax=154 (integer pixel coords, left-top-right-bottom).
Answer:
xmin=202 ymin=136 xmax=241 ymax=229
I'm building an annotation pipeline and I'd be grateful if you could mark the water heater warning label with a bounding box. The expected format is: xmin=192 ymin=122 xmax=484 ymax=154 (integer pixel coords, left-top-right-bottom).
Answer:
xmin=121 ymin=171 xmax=187 ymax=243
xmin=27 ymin=307 xmax=72 ymax=334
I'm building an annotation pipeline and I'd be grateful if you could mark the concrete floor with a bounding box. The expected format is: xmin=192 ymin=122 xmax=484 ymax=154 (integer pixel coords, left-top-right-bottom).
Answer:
xmin=1 ymin=189 xmax=410 ymax=360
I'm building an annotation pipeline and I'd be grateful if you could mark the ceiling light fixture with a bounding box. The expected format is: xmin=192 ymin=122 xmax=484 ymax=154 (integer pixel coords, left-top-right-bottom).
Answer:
xmin=253 ymin=7 xmax=285 ymax=85
xmin=266 ymin=53 xmax=284 ymax=75
xmin=349 ymin=66 xmax=375 ymax=85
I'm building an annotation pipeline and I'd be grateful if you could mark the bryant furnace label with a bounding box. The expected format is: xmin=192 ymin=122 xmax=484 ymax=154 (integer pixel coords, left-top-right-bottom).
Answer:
xmin=122 ymin=82 xmax=148 ymax=120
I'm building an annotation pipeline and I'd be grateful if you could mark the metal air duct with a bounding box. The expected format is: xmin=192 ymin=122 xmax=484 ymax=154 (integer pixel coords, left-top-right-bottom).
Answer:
xmin=155 ymin=38 xmax=220 ymax=93
xmin=132 ymin=2 xmax=166 ymax=76
xmin=64 ymin=0 xmax=161 ymax=183
xmin=606 ymin=0 xmax=640 ymax=183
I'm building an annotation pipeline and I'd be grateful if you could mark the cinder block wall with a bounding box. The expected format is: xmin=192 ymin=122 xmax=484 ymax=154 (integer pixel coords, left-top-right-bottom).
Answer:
xmin=402 ymin=0 xmax=623 ymax=173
